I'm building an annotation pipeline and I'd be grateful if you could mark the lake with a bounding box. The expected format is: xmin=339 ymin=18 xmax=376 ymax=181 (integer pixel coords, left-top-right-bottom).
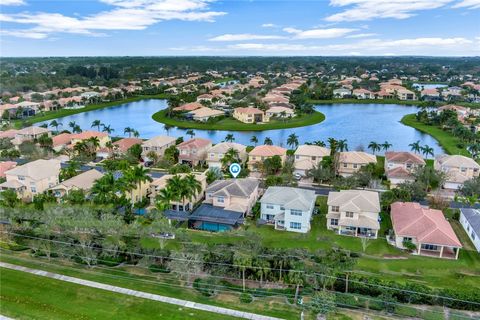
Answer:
xmin=412 ymin=83 xmax=448 ymax=90
xmin=40 ymin=99 xmax=444 ymax=157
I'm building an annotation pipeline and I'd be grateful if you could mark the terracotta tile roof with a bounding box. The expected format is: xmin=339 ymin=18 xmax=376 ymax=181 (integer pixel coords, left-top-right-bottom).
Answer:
xmin=114 ymin=138 xmax=143 ymax=152
xmin=391 ymin=202 xmax=462 ymax=247
xmin=234 ymin=107 xmax=264 ymax=115
xmin=339 ymin=151 xmax=377 ymax=164
xmin=0 ymin=161 xmax=17 ymax=178
xmin=71 ymin=130 xmax=108 ymax=140
xmin=173 ymin=102 xmax=203 ymax=111
xmin=0 ymin=129 xmax=19 ymax=139
xmin=385 ymin=151 xmax=425 ymax=165
xmin=249 ymin=145 xmax=287 ymax=157
xmin=52 ymin=133 xmax=73 ymax=147
xmin=177 ymin=138 xmax=212 ymax=149
xmin=387 ymin=167 xmax=413 ymax=179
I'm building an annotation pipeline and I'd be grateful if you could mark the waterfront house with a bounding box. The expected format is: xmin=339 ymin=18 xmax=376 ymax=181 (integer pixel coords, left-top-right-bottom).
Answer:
xmin=248 ymin=145 xmax=287 ymax=171
xmin=390 ymin=202 xmax=462 ymax=259
xmin=206 ymin=142 xmax=247 ymax=168
xmin=173 ymin=102 xmax=203 ymax=112
xmin=327 ymin=190 xmax=380 ymax=238
xmin=233 ymin=107 xmax=268 ymax=124
xmin=50 ymin=169 xmax=103 ymax=198
xmin=12 ymin=126 xmax=51 ymax=146
xmin=294 ymin=145 xmax=330 ymax=177
xmin=385 ymin=151 xmax=425 ymax=187
xmin=177 ymin=138 xmax=212 ymax=166
xmin=333 ymin=88 xmax=351 ymax=98
xmin=141 ymin=135 xmax=176 ymax=162
xmin=337 ymin=151 xmax=377 ymax=177
xmin=260 ymin=186 xmax=316 ymax=233
xmin=97 ymin=137 xmax=143 ymax=159
xmin=352 ymin=89 xmax=374 ymax=99
xmin=396 ymin=88 xmax=417 ymax=100
xmin=459 ymin=208 xmax=480 ymax=253
xmin=188 ymin=107 xmax=225 ymax=122
xmin=204 ymin=178 xmax=260 ymax=215
xmin=0 ymin=159 xmax=61 ymax=201
xmin=434 ymin=154 xmax=480 ymax=190
xmin=52 ymin=133 xmax=73 ymax=152
xmin=265 ymin=106 xmax=295 ymax=118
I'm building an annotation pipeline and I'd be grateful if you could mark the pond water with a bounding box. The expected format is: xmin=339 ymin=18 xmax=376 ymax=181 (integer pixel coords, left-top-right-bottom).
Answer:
xmin=40 ymin=99 xmax=444 ymax=157
xmin=412 ymin=83 xmax=448 ymax=90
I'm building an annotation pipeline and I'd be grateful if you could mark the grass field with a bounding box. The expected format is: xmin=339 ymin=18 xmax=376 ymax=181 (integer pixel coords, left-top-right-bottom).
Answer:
xmin=151 ymin=109 xmax=325 ymax=131
xmin=400 ymin=114 xmax=470 ymax=156
xmin=0 ymin=267 xmax=236 ymax=320
xmin=15 ymin=94 xmax=169 ymax=128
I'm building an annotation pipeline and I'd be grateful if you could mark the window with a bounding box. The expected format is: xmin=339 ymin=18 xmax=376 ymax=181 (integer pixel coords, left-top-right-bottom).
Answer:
xmin=217 ymin=197 xmax=224 ymax=203
xmin=290 ymin=222 xmax=301 ymax=230
xmin=291 ymin=209 xmax=302 ymax=216
xmin=311 ymin=156 xmax=316 ymax=161
xmin=460 ymin=167 xmax=466 ymax=173
xmin=210 ymin=153 xmax=215 ymax=158
xmin=472 ymin=232 xmax=476 ymax=240
xmin=330 ymin=219 xmax=338 ymax=226
xmin=295 ymin=155 xmax=300 ymax=160
xmin=406 ymin=163 xmax=412 ymax=169
xmin=343 ymin=163 xmax=347 ymax=168
xmin=18 ymin=176 xmax=25 ymax=181
xmin=421 ymin=244 xmax=438 ymax=251
xmin=331 ymin=206 xmax=339 ymax=212
xmin=31 ymin=187 xmax=36 ymax=193
xmin=266 ymin=204 xmax=274 ymax=209
xmin=280 ymin=206 xmax=285 ymax=211
xmin=345 ymin=212 xmax=354 ymax=218
xmin=353 ymin=164 xmax=358 ymax=169
xmin=404 ymin=237 xmax=412 ymax=242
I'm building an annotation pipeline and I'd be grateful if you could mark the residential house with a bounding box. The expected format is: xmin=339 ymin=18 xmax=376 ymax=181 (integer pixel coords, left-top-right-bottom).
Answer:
xmin=459 ymin=208 xmax=480 ymax=253
xmin=52 ymin=133 xmax=73 ymax=152
xmin=260 ymin=186 xmax=316 ymax=233
xmin=352 ymin=89 xmax=374 ymax=99
xmin=173 ymin=102 xmax=203 ymax=112
xmin=70 ymin=131 xmax=111 ymax=149
xmin=384 ymin=151 xmax=425 ymax=187
xmin=188 ymin=107 xmax=225 ymax=122
xmin=248 ymin=145 xmax=287 ymax=171
xmin=97 ymin=137 xmax=143 ymax=159
xmin=12 ymin=126 xmax=51 ymax=146
xmin=337 ymin=151 xmax=377 ymax=177
xmin=0 ymin=161 xmax=16 ymax=178
xmin=294 ymin=145 xmax=330 ymax=177
xmin=396 ymin=88 xmax=417 ymax=100
xmin=204 ymin=178 xmax=260 ymax=214
xmin=421 ymin=88 xmax=441 ymax=101
xmin=50 ymin=169 xmax=103 ymax=198
xmin=206 ymin=142 xmax=247 ymax=168
xmin=233 ymin=107 xmax=268 ymax=124
xmin=149 ymin=173 xmax=207 ymax=211
xmin=177 ymin=138 xmax=212 ymax=166
xmin=333 ymin=88 xmax=351 ymax=98
xmin=13 ymin=101 xmax=41 ymax=117
xmin=390 ymin=202 xmax=462 ymax=259
xmin=434 ymin=154 xmax=480 ymax=190
xmin=0 ymin=159 xmax=61 ymax=201
xmin=266 ymin=106 xmax=295 ymax=118
xmin=327 ymin=190 xmax=380 ymax=238
xmin=141 ymin=135 xmax=176 ymax=162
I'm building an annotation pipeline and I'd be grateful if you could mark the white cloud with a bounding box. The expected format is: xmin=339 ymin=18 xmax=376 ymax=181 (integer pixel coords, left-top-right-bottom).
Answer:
xmin=0 ymin=0 xmax=25 ymax=5
xmin=0 ymin=0 xmax=226 ymax=39
xmin=452 ymin=0 xmax=480 ymax=9
xmin=209 ymin=33 xmax=285 ymax=41
xmin=261 ymin=23 xmax=277 ymax=28
xmin=282 ymin=27 xmax=357 ymax=39
xmin=0 ymin=29 xmax=47 ymax=39
xmin=346 ymin=33 xmax=377 ymax=38
xmin=326 ymin=0 xmax=453 ymax=22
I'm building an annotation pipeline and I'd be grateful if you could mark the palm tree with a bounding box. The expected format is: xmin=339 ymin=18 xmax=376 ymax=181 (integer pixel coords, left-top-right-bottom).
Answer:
xmin=233 ymin=251 xmax=252 ymax=292
xmin=327 ymin=137 xmax=337 ymax=157
xmin=49 ymin=120 xmax=62 ymax=132
xmin=91 ymin=173 xmax=118 ymax=204
xmin=312 ymin=140 xmax=326 ymax=147
xmin=132 ymin=130 xmax=140 ymax=138
xmin=224 ymin=133 xmax=235 ymax=142
xmin=288 ymin=265 xmax=304 ymax=303
xmin=264 ymin=137 xmax=273 ymax=145
xmin=287 ymin=133 xmax=299 ymax=149
xmin=337 ymin=139 xmax=348 ymax=152
xmin=123 ymin=165 xmax=153 ymax=205
xmin=184 ymin=174 xmax=202 ymax=205
xmin=164 ymin=124 xmax=173 ymax=136
xmin=368 ymin=141 xmax=381 ymax=154
xmin=155 ymin=187 xmax=174 ymax=211
xmin=91 ymin=120 xmax=103 ymax=131
xmin=250 ymin=136 xmax=258 ymax=146
xmin=102 ymin=124 xmax=114 ymax=134
xmin=68 ymin=121 xmax=77 ymax=131
xmin=186 ymin=129 xmax=195 ymax=139
xmin=409 ymin=140 xmax=422 ymax=154
xmin=381 ymin=141 xmax=392 ymax=152
xmin=221 ymin=148 xmax=240 ymax=170
xmin=124 ymin=127 xmax=134 ymax=137
xmin=421 ymin=145 xmax=434 ymax=158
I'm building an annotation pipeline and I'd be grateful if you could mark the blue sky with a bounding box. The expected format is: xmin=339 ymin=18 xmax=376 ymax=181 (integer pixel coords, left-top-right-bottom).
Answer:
xmin=1 ymin=0 xmax=479 ymax=57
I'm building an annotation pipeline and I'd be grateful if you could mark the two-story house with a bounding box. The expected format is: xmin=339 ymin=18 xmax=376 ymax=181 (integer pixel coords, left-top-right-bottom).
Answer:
xmin=294 ymin=145 xmax=330 ymax=177
xmin=459 ymin=208 xmax=480 ymax=253
xmin=141 ymin=135 xmax=176 ymax=162
xmin=0 ymin=159 xmax=61 ymax=201
xmin=206 ymin=142 xmax=248 ymax=169
xmin=260 ymin=186 xmax=316 ymax=233
xmin=327 ymin=190 xmax=380 ymax=238
xmin=337 ymin=151 xmax=377 ymax=177
xmin=233 ymin=107 xmax=268 ymax=124
xmin=177 ymin=138 xmax=212 ymax=166
xmin=204 ymin=178 xmax=260 ymax=215
xmin=391 ymin=202 xmax=462 ymax=259
xmin=11 ymin=126 xmax=51 ymax=146
xmin=247 ymin=145 xmax=287 ymax=171
xmin=434 ymin=154 xmax=480 ymax=190
xmin=70 ymin=131 xmax=111 ymax=149
xmin=384 ymin=151 xmax=425 ymax=187
xmin=50 ymin=169 xmax=104 ymax=198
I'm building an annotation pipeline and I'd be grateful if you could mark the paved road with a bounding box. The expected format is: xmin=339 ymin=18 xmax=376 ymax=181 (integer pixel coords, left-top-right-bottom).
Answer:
xmin=0 ymin=262 xmax=282 ymax=320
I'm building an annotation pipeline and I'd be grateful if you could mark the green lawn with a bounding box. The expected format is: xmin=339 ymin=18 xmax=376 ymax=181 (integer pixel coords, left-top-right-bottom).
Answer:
xmin=0 ymin=267 xmax=236 ymax=320
xmin=400 ymin=114 xmax=470 ymax=156
xmin=214 ymin=77 xmax=235 ymax=84
xmin=15 ymin=94 xmax=169 ymax=128
xmin=151 ymin=109 xmax=325 ymax=131
xmin=0 ymin=253 xmax=302 ymax=320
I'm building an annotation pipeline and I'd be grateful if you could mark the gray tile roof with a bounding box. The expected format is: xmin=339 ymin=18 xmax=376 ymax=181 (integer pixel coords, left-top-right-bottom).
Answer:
xmin=207 ymin=178 xmax=259 ymax=198
xmin=460 ymin=208 xmax=480 ymax=234
xmin=260 ymin=186 xmax=316 ymax=211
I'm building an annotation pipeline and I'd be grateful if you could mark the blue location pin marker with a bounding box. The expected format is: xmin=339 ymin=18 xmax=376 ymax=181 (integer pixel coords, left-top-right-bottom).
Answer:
xmin=229 ymin=163 xmax=241 ymax=178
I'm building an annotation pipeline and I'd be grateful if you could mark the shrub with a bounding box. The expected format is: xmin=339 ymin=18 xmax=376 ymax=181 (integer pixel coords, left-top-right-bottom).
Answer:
xmin=402 ymin=240 xmax=417 ymax=252
xmin=193 ymin=278 xmax=217 ymax=297
xmin=239 ymin=292 xmax=253 ymax=303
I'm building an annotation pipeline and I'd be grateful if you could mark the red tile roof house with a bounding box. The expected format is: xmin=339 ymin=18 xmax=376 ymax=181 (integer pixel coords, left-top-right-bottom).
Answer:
xmin=173 ymin=102 xmax=203 ymax=112
xmin=390 ymin=202 xmax=462 ymax=259
xmin=177 ymin=138 xmax=212 ymax=166
xmin=97 ymin=137 xmax=143 ymax=159
xmin=0 ymin=161 xmax=17 ymax=178
xmin=384 ymin=151 xmax=425 ymax=187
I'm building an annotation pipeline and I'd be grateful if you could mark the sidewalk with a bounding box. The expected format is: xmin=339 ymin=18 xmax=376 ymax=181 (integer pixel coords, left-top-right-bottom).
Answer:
xmin=0 ymin=262 xmax=282 ymax=320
